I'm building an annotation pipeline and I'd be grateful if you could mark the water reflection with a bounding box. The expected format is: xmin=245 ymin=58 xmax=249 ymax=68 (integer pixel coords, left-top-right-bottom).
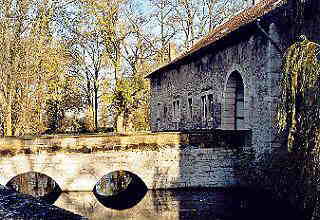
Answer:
xmin=6 ymin=171 xmax=61 ymax=204
xmin=55 ymin=191 xmax=180 ymax=220
xmin=4 ymin=171 xmax=301 ymax=220
xmin=93 ymin=170 xmax=148 ymax=210
xmin=54 ymin=188 xmax=301 ymax=220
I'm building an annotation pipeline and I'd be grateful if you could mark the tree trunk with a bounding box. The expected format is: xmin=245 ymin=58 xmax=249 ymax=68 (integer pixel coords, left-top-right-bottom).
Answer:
xmin=116 ymin=111 xmax=125 ymax=134
xmin=94 ymin=87 xmax=98 ymax=131
xmin=4 ymin=99 xmax=13 ymax=136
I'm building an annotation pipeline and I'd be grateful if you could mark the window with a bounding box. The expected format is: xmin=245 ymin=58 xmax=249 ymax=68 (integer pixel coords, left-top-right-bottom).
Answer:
xmin=154 ymin=77 xmax=161 ymax=91
xmin=156 ymin=118 xmax=160 ymax=130
xmin=176 ymin=100 xmax=180 ymax=114
xmin=201 ymin=96 xmax=207 ymax=121
xmin=213 ymin=103 xmax=222 ymax=128
xmin=188 ymin=98 xmax=193 ymax=119
xmin=172 ymin=100 xmax=180 ymax=121
xmin=157 ymin=103 xmax=161 ymax=120
xmin=164 ymin=105 xmax=167 ymax=120
xmin=208 ymin=94 xmax=214 ymax=120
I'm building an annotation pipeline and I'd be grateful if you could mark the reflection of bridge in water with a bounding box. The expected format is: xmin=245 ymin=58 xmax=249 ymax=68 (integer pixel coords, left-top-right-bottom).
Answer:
xmin=54 ymin=189 xmax=302 ymax=220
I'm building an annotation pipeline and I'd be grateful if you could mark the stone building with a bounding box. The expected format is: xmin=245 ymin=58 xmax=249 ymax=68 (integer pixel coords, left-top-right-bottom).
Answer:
xmin=146 ymin=0 xmax=320 ymax=151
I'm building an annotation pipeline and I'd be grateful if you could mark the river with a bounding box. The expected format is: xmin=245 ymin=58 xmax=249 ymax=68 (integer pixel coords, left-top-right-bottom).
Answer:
xmin=53 ymin=188 xmax=300 ymax=220
xmin=6 ymin=171 xmax=301 ymax=219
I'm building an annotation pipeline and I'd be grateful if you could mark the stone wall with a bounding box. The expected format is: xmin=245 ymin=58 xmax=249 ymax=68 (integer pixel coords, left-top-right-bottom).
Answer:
xmin=149 ymin=26 xmax=272 ymax=153
xmin=149 ymin=1 xmax=320 ymax=155
xmin=149 ymin=29 xmax=271 ymax=133
xmin=0 ymin=133 xmax=189 ymax=150
xmin=0 ymin=146 xmax=240 ymax=191
xmin=0 ymin=130 xmax=251 ymax=153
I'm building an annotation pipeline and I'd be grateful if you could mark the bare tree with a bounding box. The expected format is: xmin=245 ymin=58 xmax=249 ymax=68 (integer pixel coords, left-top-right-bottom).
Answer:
xmin=0 ymin=0 xmax=73 ymax=136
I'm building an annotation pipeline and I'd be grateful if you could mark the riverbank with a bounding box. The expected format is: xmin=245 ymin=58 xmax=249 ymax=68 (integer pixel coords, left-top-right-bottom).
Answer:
xmin=0 ymin=185 xmax=85 ymax=220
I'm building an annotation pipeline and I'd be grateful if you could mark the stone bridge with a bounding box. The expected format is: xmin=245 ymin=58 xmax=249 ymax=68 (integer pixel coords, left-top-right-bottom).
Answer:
xmin=0 ymin=132 xmax=249 ymax=191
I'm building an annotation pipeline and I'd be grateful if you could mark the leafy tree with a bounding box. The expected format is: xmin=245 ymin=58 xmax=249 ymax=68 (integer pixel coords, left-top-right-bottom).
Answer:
xmin=103 ymin=73 xmax=149 ymax=132
xmin=45 ymin=75 xmax=84 ymax=133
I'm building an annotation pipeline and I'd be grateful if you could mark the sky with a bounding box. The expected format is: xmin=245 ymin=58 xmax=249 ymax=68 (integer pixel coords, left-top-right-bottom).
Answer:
xmin=134 ymin=0 xmax=151 ymax=14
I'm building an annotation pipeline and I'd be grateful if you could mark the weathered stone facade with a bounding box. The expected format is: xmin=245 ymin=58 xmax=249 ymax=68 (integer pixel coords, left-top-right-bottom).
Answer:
xmin=147 ymin=0 xmax=320 ymax=153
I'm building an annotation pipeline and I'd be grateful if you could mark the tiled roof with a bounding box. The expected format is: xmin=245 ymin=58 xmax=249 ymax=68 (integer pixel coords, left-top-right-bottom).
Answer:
xmin=146 ymin=0 xmax=286 ymax=78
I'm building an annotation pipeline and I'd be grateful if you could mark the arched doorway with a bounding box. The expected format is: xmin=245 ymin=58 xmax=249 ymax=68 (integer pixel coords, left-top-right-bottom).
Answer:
xmin=224 ymin=71 xmax=244 ymax=130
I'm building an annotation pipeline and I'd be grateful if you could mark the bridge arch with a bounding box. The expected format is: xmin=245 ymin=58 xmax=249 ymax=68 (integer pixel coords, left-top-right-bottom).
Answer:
xmin=6 ymin=171 xmax=61 ymax=204
xmin=93 ymin=170 xmax=147 ymax=210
